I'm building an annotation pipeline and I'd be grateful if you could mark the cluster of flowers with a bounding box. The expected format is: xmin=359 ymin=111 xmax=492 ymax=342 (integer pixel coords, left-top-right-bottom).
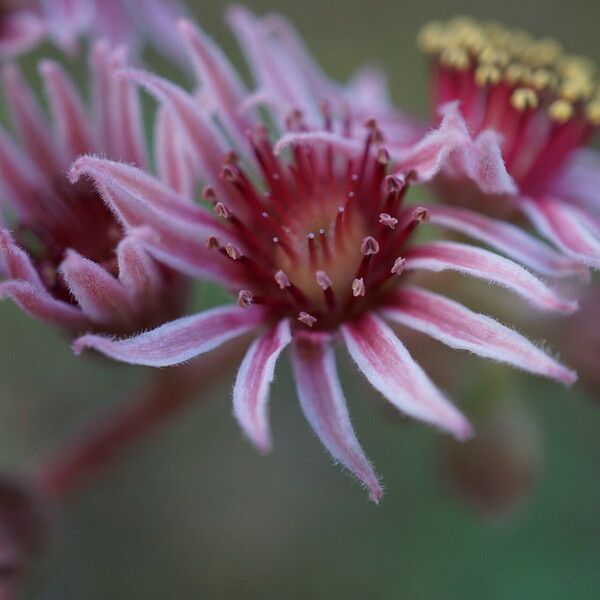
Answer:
xmin=0 ymin=5 xmax=598 ymax=503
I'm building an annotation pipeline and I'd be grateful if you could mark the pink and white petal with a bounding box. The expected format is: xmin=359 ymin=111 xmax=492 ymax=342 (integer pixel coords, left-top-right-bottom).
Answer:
xmin=233 ymin=319 xmax=292 ymax=452
xmin=69 ymin=155 xmax=220 ymax=230
xmin=274 ymin=131 xmax=362 ymax=158
xmin=179 ymin=18 xmax=251 ymax=150
xmin=73 ymin=305 xmax=268 ymax=366
xmin=92 ymin=0 xmax=134 ymax=48
xmin=390 ymin=102 xmax=471 ymax=181
xmin=292 ymin=330 xmax=383 ymax=503
xmin=1 ymin=64 xmax=59 ymax=176
xmin=133 ymin=0 xmax=189 ymax=65
xmin=0 ymin=10 xmax=46 ymax=59
xmin=381 ymin=286 xmax=576 ymax=385
xmin=120 ymin=69 xmax=230 ymax=194
xmin=105 ymin=47 xmax=147 ymax=166
xmin=0 ymin=280 xmax=88 ymax=331
xmin=155 ymin=107 xmax=195 ymax=197
xmin=445 ymin=130 xmax=517 ymax=196
xmin=39 ymin=0 xmax=92 ymax=54
xmin=341 ymin=313 xmax=472 ymax=440
xmin=116 ymin=236 xmax=163 ymax=304
xmin=427 ymin=205 xmax=587 ymax=278
xmin=39 ymin=60 xmax=95 ymax=160
xmin=521 ymin=196 xmax=600 ymax=268
xmin=59 ymin=250 xmax=132 ymax=327
xmin=0 ymin=229 xmax=44 ymax=287
xmin=404 ymin=241 xmax=577 ymax=313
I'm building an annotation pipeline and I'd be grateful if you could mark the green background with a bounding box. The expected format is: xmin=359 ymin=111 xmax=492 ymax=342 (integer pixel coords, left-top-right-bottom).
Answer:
xmin=1 ymin=0 xmax=599 ymax=598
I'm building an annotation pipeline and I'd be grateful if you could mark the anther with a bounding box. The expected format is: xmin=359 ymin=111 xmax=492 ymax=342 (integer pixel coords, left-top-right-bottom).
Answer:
xmin=586 ymin=100 xmax=600 ymax=125
xmin=238 ymin=290 xmax=253 ymax=308
xmin=510 ymin=88 xmax=538 ymax=111
xmin=379 ymin=213 xmax=398 ymax=229
xmin=475 ymin=64 xmax=502 ymax=87
xmin=298 ymin=312 xmax=317 ymax=327
xmin=225 ymin=243 xmax=243 ymax=260
xmin=352 ymin=278 xmax=366 ymax=297
xmin=360 ymin=236 xmax=380 ymax=255
xmin=206 ymin=236 xmax=221 ymax=250
xmin=203 ymin=187 xmax=217 ymax=201
xmin=214 ymin=202 xmax=230 ymax=219
xmin=548 ymin=99 xmax=574 ymax=123
xmin=274 ymin=270 xmax=291 ymax=289
xmin=315 ymin=271 xmax=332 ymax=290
xmin=384 ymin=175 xmax=405 ymax=194
xmin=413 ymin=207 xmax=430 ymax=223
xmin=391 ymin=257 xmax=406 ymax=275
xmin=377 ymin=147 xmax=391 ymax=165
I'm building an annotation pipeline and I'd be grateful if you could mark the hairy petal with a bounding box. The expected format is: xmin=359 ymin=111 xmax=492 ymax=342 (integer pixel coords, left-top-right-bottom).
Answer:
xmin=0 ymin=280 xmax=88 ymax=331
xmin=233 ymin=319 xmax=292 ymax=453
xmin=0 ymin=229 xmax=44 ymax=286
xmin=521 ymin=196 xmax=600 ymax=268
xmin=341 ymin=313 xmax=472 ymax=440
xmin=1 ymin=63 xmax=58 ymax=176
xmin=427 ymin=205 xmax=587 ymax=278
xmin=404 ymin=241 xmax=577 ymax=313
xmin=292 ymin=331 xmax=383 ymax=503
xmin=59 ymin=250 xmax=131 ymax=326
xmin=39 ymin=59 xmax=94 ymax=160
xmin=116 ymin=236 xmax=163 ymax=304
xmin=381 ymin=286 xmax=576 ymax=385
xmin=73 ymin=305 xmax=267 ymax=366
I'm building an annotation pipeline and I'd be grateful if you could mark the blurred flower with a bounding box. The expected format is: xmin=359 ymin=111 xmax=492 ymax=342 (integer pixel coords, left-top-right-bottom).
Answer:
xmin=0 ymin=43 xmax=186 ymax=335
xmin=70 ymin=17 xmax=576 ymax=502
xmin=440 ymin=400 xmax=543 ymax=518
xmin=406 ymin=17 xmax=600 ymax=273
xmin=0 ymin=0 xmax=188 ymax=62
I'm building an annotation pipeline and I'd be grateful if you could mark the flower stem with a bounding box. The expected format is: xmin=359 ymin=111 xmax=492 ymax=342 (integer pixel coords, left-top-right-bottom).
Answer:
xmin=34 ymin=342 xmax=246 ymax=501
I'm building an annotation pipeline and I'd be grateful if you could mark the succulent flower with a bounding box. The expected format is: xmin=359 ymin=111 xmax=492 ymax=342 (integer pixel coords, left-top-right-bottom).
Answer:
xmin=0 ymin=0 xmax=187 ymax=61
xmin=0 ymin=43 xmax=186 ymax=335
xmin=405 ymin=17 xmax=600 ymax=272
xmin=69 ymin=18 xmax=577 ymax=502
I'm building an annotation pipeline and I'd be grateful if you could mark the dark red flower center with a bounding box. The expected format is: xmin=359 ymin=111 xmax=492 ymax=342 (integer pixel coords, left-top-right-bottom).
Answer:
xmin=206 ymin=117 xmax=426 ymax=330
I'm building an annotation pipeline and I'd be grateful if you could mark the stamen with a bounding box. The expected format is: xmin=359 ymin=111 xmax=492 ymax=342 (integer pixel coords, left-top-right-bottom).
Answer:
xmin=238 ymin=290 xmax=254 ymax=308
xmin=206 ymin=236 xmax=221 ymax=250
xmin=274 ymin=270 xmax=291 ymax=289
xmin=379 ymin=213 xmax=398 ymax=229
xmin=360 ymin=236 xmax=380 ymax=256
xmin=316 ymin=270 xmax=336 ymax=309
xmin=298 ymin=312 xmax=317 ymax=327
xmin=214 ymin=202 xmax=230 ymax=219
xmin=391 ymin=257 xmax=406 ymax=275
xmin=225 ymin=243 xmax=243 ymax=260
xmin=352 ymin=278 xmax=366 ymax=297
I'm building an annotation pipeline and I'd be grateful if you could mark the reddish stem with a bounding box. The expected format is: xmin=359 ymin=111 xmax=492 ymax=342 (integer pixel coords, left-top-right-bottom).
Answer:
xmin=34 ymin=342 xmax=246 ymax=501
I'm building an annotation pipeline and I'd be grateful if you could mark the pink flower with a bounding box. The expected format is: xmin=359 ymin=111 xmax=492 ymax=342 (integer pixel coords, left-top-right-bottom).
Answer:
xmin=0 ymin=0 xmax=187 ymax=61
xmin=409 ymin=17 xmax=600 ymax=271
xmin=70 ymin=19 xmax=577 ymax=502
xmin=0 ymin=43 xmax=186 ymax=335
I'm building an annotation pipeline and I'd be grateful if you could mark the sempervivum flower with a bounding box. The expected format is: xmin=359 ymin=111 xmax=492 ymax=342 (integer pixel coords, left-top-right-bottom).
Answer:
xmin=69 ymin=20 xmax=577 ymax=501
xmin=406 ymin=17 xmax=600 ymax=272
xmin=0 ymin=43 xmax=186 ymax=335
xmin=0 ymin=0 xmax=187 ymax=61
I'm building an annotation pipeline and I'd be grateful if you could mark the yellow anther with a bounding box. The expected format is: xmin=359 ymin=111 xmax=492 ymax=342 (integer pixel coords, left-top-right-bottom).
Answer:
xmin=527 ymin=69 xmax=556 ymax=91
xmin=560 ymin=78 xmax=594 ymax=102
xmin=440 ymin=47 xmax=470 ymax=70
xmin=585 ymin=101 xmax=600 ymax=125
xmin=417 ymin=22 xmax=447 ymax=53
xmin=479 ymin=46 xmax=510 ymax=67
xmin=510 ymin=88 xmax=538 ymax=111
xmin=475 ymin=64 xmax=502 ymax=86
xmin=548 ymin=99 xmax=574 ymax=123
xmin=504 ymin=63 xmax=528 ymax=85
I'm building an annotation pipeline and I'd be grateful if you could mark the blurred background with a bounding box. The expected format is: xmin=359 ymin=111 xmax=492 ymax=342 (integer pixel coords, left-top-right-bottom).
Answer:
xmin=2 ymin=0 xmax=599 ymax=598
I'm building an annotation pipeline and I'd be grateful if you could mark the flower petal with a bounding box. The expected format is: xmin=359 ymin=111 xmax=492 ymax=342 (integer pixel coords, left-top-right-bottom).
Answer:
xmin=291 ymin=330 xmax=383 ymax=503
xmin=116 ymin=235 xmax=163 ymax=304
xmin=521 ymin=196 xmax=600 ymax=268
xmin=404 ymin=241 xmax=577 ymax=313
xmin=341 ymin=313 xmax=472 ymax=440
xmin=73 ymin=305 xmax=267 ymax=366
xmin=1 ymin=63 xmax=58 ymax=176
xmin=59 ymin=250 xmax=132 ymax=326
xmin=381 ymin=286 xmax=576 ymax=385
xmin=233 ymin=319 xmax=292 ymax=453
xmin=0 ymin=280 xmax=87 ymax=331
xmin=0 ymin=229 xmax=44 ymax=286
xmin=39 ymin=59 xmax=94 ymax=159
xmin=427 ymin=205 xmax=587 ymax=278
